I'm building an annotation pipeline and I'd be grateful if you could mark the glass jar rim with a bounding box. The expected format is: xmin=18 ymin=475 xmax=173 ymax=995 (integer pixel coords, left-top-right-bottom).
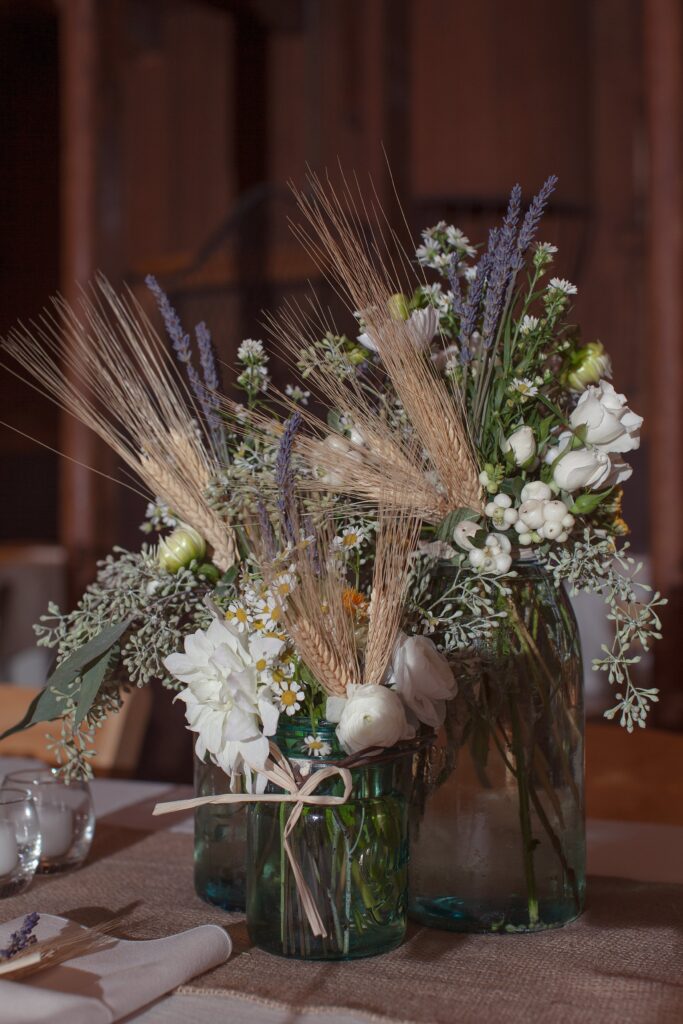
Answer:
xmin=0 ymin=787 xmax=34 ymax=806
xmin=4 ymin=769 xmax=84 ymax=789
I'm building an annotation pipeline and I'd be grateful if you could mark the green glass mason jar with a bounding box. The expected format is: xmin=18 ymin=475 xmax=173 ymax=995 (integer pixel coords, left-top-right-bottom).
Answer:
xmin=247 ymin=718 xmax=412 ymax=959
xmin=193 ymin=753 xmax=246 ymax=911
xmin=409 ymin=554 xmax=585 ymax=933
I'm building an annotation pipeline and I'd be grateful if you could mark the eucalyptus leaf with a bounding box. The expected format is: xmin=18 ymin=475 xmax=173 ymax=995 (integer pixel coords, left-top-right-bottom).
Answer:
xmin=0 ymin=619 xmax=131 ymax=741
xmin=74 ymin=646 xmax=117 ymax=726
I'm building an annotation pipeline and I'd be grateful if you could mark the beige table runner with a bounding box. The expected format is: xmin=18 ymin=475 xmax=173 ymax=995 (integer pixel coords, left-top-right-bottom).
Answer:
xmin=2 ymin=826 xmax=682 ymax=1024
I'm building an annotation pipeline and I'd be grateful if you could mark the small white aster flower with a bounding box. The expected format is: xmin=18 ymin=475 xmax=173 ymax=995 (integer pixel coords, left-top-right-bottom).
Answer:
xmin=463 ymin=266 xmax=478 ymax=283
xmin=445 ymin=226 xmax=476 ymax=257
xmin=237 ymin=338 xmax=266 ymax=362
xmin=548 ymin=277 xmax=577 ymax=296
xmin=536 ymin=242 xmax=558 ymax=256
xmin=277 ymin=680 xmax=305 ymax=716
xmin=285 ymin=383 xmax=310 ymax=406
xmin=519 ymin=315 xmax=540 ymax=335
xmin=510 ymin=377 xmax=539 ymax=398
xmin=303 ymin=734 xmax=332 ymax=758
xmin=416 ymin=241 xmax=441 ymax=267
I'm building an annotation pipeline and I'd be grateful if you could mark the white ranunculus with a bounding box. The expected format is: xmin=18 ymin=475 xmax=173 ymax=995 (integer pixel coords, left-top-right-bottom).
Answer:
xmin=570 ymin=381 xmax=642 ymax=454
xmin=552 ymin=448 xmax=611 ymax=492
xmin=165 ymin=618 xmax=283 ymax=792
xmin=388 ymin=634 xmax=457 ymax=730
xmin=502 ymin=426 xmax=536 ymax=466
xmin=335 ymin=684 xmax=412 ymax=754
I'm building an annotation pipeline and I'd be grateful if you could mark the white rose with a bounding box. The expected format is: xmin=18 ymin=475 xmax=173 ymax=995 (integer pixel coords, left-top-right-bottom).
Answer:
xmin=388 ymin=634 xmax=457 ymax=730
xmin=570 ymin=381 xmax=642 ymax=454
xmin=502 ymin=426 xmax=536 ymax=466
xmin=552 ymin=448 xmax=611 ymax=492
xmin=335 ymin=684 xmax=412 ymax=754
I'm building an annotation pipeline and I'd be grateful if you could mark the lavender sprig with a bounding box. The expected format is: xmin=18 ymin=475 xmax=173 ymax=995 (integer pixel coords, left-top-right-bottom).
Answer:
xmin=458 ymin=252 xmax=492 ymax=363
xmin=514 ymin=174 xmax=558 ymax=264
xmin=146 ymin=276 xmax=223 ymax=451
xmin=0 ymin=913 xmax=40 ymax=961
xmin=194 ymin=321 xmax=224 ymax=450
xmin=481 ymin=185 xmax=522 ymax=348
xmin=447 ymin=254 xmax=465 ymax=317
xmin=275 ymin=413 xmax=302 ymax=547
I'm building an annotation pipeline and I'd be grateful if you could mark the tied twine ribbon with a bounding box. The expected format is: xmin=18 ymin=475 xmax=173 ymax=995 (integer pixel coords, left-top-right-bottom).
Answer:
xmin=152 ymin=742 xmax=353 ymax=938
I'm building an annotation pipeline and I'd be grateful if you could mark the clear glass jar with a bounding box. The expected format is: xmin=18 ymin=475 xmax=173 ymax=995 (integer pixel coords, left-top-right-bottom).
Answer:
xmin=0 ymin=789 xmax=41 ymax=897
xmin=3 ymin=770 xmax=94 ymax=874
xmin=193 ymin=754 xmax=246 ymax=911
xmin=247 ymin=718 xmax=412 ymax=959
xmin=409 ymin=556 xmax=585 ymax=933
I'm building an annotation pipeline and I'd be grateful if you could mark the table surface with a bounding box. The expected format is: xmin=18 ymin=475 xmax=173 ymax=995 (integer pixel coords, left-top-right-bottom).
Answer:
xmin=2 ymin=756 xmax=682 ymax=1024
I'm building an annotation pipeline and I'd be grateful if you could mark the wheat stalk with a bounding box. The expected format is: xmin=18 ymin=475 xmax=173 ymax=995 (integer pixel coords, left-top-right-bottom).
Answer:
xmin=289 ymin=171 xmax=483 ymax=517
xmin=1 ymin=276 xmax=237 ymax=570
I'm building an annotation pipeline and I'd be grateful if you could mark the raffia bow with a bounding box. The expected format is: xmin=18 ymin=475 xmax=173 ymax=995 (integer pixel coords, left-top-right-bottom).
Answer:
xmin=153 ymin=742 xmax=353 ymax=938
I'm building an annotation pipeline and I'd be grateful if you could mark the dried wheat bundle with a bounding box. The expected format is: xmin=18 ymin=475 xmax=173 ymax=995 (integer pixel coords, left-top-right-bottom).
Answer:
xmin=2 ymin=276 xmax=236 ymax=569
xmin=257 ymin=502 xmax=419 ymax=696
xmin=285 ymin=171 xmax=483 ymax=518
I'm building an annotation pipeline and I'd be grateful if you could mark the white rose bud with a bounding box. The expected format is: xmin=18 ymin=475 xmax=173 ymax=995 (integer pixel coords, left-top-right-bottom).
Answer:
xmin=552 ymin=448 xmax=611 ymax=492
xmin=158 ymin=524 xmax=206 ymax=573
xmin=336 ymin=684 xmax=411 ymax=754
xmin=502 ymin=426 xmax=536 ymax=466
xmin=388 ymin=634 xmax=457 ymax=730
xmin=570 ymin=381 xmax=642 ymax=454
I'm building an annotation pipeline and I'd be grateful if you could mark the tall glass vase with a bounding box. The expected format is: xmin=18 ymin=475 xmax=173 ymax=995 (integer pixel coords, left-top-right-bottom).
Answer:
xmin=193 ymin=754 xmax=246 ymax=911
xmin=410 ymin=555 xmax=585 ymax=933
xmin=247 ymin=718 xmax=412 ymax=960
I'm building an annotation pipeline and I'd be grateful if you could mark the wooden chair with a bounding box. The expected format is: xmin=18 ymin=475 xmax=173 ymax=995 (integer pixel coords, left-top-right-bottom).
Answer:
xmin=0 ymin=683 xmax=152 ymax=777
xmin=586 ymin=721 xmax=683 ymax=826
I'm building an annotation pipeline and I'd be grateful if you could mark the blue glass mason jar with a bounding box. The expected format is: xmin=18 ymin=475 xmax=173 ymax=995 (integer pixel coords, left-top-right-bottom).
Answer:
xmin=246 ymin=718 xmax=413 ymax=959
xmin=193 ymin=753 xmax=246 ymax=911
xmin=409 ymin=554 xmax=585 ymax=933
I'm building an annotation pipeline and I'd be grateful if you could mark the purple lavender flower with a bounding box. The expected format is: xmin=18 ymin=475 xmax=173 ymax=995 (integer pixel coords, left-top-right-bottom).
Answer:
xmin=146 ymin=276 xmax=223 ymax=449
xmin=481 ymin=185 xmax=522 ymax=348
xmin=458 ymin=251 xmax=491 ymax=362
xmin=275 ymin=413 xmax=302 ymax=547
xmin=447 ymin=254 xmax=465 ymax=317
xmin=0 ymin=913 xmax=40 ymax=960
xmin=514 ymin=175 xmax=558 ymax=264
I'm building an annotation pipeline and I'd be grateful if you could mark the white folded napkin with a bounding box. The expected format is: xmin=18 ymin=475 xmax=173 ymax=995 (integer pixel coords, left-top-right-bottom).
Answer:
xmin=0 ymin=913 xmax=232 ymax=1024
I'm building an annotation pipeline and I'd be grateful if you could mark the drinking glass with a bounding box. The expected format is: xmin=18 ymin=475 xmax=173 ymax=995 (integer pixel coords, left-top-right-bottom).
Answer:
xmin=3 ymin=770 xmax=95 ymax=873
xmin=0 ymin=789 xmax=41 ymax=896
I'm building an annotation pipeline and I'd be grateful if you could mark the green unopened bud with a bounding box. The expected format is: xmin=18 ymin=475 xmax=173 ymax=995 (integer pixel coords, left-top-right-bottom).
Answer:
xmin=158 ymin=524 xmax=206 ymax=573
xmin=347 ymin=346 xmax=367 ymax=366
xmin=566 ymin=342 xmax=612 ymax=391
xmin=387 ymin=293 xmax=410 ymax=321
xmin=569 ymin=489 xmax=612 ymax=515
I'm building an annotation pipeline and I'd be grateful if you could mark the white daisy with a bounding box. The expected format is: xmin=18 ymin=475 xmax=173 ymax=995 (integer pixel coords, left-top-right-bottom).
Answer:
xmin=333 ymin=525 xmax=367 ymax=552
xmin=536 ymin=242 xmax=558 ymax=257
xmin=303 ymin=735 xmax=332 ymax=758
xmin=445 ymin=226 xmax=476 ymax=257
xmin=277 ymin=680 xmax=305 ymax=716
xmin=510 ymin=377 xmax=539 ymax=399
xmin=225 ymin=602 xmax=252 ymax=633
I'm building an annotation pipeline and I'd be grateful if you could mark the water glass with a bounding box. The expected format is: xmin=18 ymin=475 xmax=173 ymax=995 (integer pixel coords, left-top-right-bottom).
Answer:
xmin=3 ymin=770 xmax=95 ymax=874
xmin=0 ymin=789 xmax=41 ymax=896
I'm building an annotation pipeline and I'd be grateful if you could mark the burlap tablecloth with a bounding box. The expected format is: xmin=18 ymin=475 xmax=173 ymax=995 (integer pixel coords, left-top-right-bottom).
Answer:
xmin=2 ymin=826 xmax=682 ymax=1023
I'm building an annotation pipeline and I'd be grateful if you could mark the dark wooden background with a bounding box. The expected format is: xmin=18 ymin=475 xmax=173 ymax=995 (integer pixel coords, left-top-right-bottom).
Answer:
xmin=1 ymin=0 xmax=681 ymax=744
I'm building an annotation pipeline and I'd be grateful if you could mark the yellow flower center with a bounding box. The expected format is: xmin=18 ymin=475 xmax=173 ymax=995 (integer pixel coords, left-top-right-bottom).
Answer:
xmin=235 ymin=607 xmax=248 ymax=624
xmin=255 ymin=658 xmax=267 ymax=672
xmin=308 ymin=739 xmax=323 ymax=750
xmin=281 ymin=689 xmax=298 ymax=706
xmin=342 ymin=533 xmax=359 ymax=547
